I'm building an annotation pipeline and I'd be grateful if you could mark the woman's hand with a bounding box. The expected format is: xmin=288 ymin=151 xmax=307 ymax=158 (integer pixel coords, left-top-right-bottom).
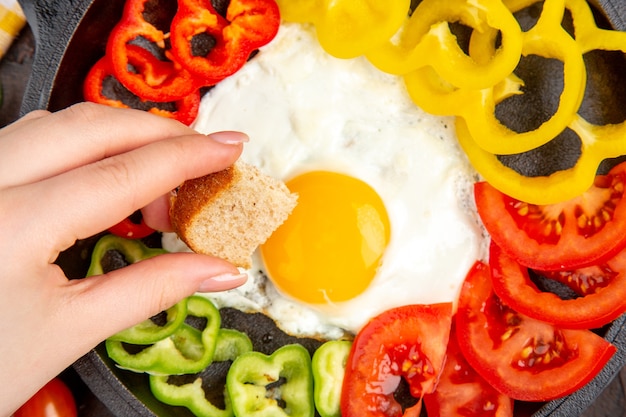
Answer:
xmin=0 ymin=103 xmax=249 ymax=415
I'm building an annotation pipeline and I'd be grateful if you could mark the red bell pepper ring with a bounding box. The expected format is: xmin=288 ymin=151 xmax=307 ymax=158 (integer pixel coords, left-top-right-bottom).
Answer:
xmin=106 ymin=0 xmax=202 ymax=102
xmin=83 ymin=49 xmax=201 ymax=126
xmin=108 ymin=215 xmax=155 ymax=240
xmin=169 ymin=0 xmax=280 ymax=83
xmin=83 ymin=55 xmax=129 ymax=110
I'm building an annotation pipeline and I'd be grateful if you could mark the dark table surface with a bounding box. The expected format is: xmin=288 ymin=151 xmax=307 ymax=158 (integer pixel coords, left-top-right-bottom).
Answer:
xmin=2 ymin=22 xmax=626 ymax=417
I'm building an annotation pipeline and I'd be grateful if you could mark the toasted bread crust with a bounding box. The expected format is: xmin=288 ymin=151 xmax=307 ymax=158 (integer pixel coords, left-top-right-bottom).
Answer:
xmin=170 ymin=162 xmax=297 ymax=268
xmin=170 ymin=165 xmax=236 ymax=240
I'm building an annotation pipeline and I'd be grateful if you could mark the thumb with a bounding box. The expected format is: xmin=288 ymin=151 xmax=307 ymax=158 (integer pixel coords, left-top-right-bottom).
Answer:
xmin=67 ymin=252 xmax=247 ymax=345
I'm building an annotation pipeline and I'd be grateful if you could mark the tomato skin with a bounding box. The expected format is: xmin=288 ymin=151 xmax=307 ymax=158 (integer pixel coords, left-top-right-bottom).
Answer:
xmin=489 ymin=241 xmax=626 ymax=329
xmin=14 ymin=378 xmax=77 ymax=417
xmin=474 ymin=161 xmax=626 ymax=270
xmin=456 ymin=261 xmax=616 ymax=402
xmin=423 ymin=324 xmax=513 ymax=417
xmin=341 ymin=303 xmax=452 ymax=417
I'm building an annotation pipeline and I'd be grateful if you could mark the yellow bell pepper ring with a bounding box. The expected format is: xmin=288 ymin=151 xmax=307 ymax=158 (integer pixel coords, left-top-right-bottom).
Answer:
xmin=273 ymin=0 xmax=319 ymax=22
xmin=403 ymin=30 xmax=585 ymax=156
xmin=456 ymin=114 xmax=626 ymax=205
xmin=460 ymin=0 xmax=586 ymax=155
xmin=275 ymin=0 xmax=411 ymax=59
xmin=402 ymin=66 xmax=482 ymax=116
xmin=455 ymin=4 xmax=626 ymax=204
xmin=366 ymin=0 xmax=523 ymax=90
xmin=566 ymin=0 xmax=626 ymax=55
xmin=403 ymin=66 xmax=524 ymax=117
xmin=564 ymin=0 xmax=626 ymax=163
xmin=402 ymin=0 xmax=585 ymax=155
xmin=455 ymin=117 xmax=595 ymax=205
xmin=465 ymin=32 xmax=585 ymax=155
xmin=570 ymin=116 xmax=626 ymax=166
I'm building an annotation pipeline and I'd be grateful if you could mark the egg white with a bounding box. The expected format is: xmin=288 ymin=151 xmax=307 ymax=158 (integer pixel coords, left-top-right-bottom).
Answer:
xmin=166 ymin=23 xmax=486 ymax=337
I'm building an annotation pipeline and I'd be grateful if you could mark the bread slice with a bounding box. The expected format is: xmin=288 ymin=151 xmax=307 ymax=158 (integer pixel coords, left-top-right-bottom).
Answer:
xmin=170 ymin=161 xmax=298 ymax=268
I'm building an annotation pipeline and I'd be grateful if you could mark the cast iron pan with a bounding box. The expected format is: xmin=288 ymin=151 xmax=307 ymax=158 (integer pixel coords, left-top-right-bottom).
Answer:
xmin=16 ymin=0 xmax=626 ymax=415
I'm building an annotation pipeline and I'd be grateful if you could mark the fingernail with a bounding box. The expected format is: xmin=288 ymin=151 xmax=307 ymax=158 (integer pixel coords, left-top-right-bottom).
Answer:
xmin=197 ymin=272 xmax=248 ymax=292
xmin=208 ymin=131 xmax=249 ymax=145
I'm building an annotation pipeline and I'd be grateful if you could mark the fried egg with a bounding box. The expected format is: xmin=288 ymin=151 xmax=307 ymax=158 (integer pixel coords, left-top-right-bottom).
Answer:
xmin=164 ymin=22 xmax=486 ymax=337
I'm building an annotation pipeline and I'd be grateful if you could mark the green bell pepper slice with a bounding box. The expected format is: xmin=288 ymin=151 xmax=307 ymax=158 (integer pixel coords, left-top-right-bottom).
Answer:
xmin=88 ymin=235 xmax=187 ymax=344
xmin=311 ymin=340 xmax=352 ymax=417
xmin=106 ymin=296 xmax=221 ymax=375
xmin=107 ymin=300 xmax=189 ymax=344
xmin=227 ymin=344 xmax=314 ymax=417
xmin=149 ymin=329 xmax=253 ymax=417
xmin=87 ymin=234 xmax=166 ymax=276
xmin=213 ymin=328 xmax=254 ymax=362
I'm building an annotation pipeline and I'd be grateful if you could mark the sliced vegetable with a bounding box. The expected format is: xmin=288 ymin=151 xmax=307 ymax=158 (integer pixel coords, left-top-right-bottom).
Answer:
xmin=151 ymin=373 xmax=233 ymax=417
xmin=456 ymin=116 xmax=600 ymax=205
xmin=367 ymin=0 xmax=522 ymax=90
xmin=453 ymin=0 xmax=626 ymax=204
xmin=87 ymin=234 xmax=166 ymax=276
xmin=453 ymin=0 xmax=586 ymax=155
xmin=213 ymin=328 xmax=255 ymax=362
xmin=474 ymin=160 xmax=626 ymax=270
xmin=170 ymin=0 xmax=280 ymax=83
xmin=456 ymin=261 xmax=616 ymax=401
xmin=107 ymin=213 xmax=158 ymax=240
xmin=403 ymin=0 xmax=585 ymax=155
xmin=106 ymin=296 xmax=221 ymax=375
xmin=312 ymin=340 xmax=352 ymax=417
xmin=14 ymin=378 xmax=77 ymax=417
xmin=86 ymin=0 xmax=280 ymax=121
xmin=276 ymin=0 xmax=411 ymax=59
xmin=149 ymin=329 xmax=253 ymax=417
xmin=108 ymin=300 xmax=189 ymax=345
xmin=227 ymin=343 xmax=314 ymax=417
xmin=83 ymin=48 xmax=201 ymax=126
xmin=490 ymin=240 xmax=626 ymax=329
xmin=88 ymin=235 xmax=193 ymax=344
xmin=341 ymin=303 xmax=452 ymax=417
xmin=106 ymin=0 xmax=202 ymax=102
xmin=423 ymin=324 xmax=513 ymax=417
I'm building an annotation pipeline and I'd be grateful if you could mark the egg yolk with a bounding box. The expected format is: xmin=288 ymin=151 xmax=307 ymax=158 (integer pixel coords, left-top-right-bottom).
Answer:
xmin=261 ymin=171 xmax=390 ymax=304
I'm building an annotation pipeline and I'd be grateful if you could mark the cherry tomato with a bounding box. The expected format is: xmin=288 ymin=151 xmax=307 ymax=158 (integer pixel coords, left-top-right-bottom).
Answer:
xmin=489 ymin=240 xmax=626 ymax=329
xmin=455 ymin=261 xmax=616 ymax=402
xmin=474 ymin=160 xmax=626 ymax=270
xmin=341 ymin=303 xmax=452 ymax=417
xmin=108 ymin=212 xmax=155 ymax=239
xmin=14 ymin=377 xmax=77 ymax=417
xmin=423 ymin=324 xmax=513 ymax=417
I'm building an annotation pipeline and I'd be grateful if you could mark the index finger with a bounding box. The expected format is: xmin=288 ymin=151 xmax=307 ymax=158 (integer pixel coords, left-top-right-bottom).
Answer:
xmin=0 ymin=103 xmax=200 ymax=189
xmin=4 ymin=131 xmax=247 ymax=263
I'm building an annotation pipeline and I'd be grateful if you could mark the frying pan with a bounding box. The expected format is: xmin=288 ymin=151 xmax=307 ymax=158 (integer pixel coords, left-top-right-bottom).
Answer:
xmin=15 ymin=0 xmax=626 ymax=415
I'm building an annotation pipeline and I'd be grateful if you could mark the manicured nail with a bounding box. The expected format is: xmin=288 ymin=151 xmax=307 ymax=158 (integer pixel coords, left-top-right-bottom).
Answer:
xmin=208 ymin=131 xmax=249 ymax=145
xmin=197 ymin=272 xmax=248 ymax=292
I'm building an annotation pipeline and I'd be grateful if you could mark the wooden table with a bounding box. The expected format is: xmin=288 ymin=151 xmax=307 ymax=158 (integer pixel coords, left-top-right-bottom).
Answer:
xmin=2 ymin=23 xmax=626 ymax=417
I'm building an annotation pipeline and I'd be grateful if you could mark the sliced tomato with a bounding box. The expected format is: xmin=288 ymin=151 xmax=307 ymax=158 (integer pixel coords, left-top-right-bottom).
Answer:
xmin=456 ymin=261 xmax=616 ymax=402
xmin=490 ymin=241 xmax=626 ymax=329
xmin=341 ymin=303 xmax=453 ymax=417
xmin=423 ymin=323 xmax=514 ymax=417
xmin=474 ymin=161 xmax=626 ymax=270
xmin=14 ymin=377 xmax=77 ymax=417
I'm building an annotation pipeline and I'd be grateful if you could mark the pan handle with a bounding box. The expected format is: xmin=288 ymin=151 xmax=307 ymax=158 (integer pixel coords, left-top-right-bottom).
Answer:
xmin=592 ymin=0 xmax=626 ymax=30
xmin=16 ymin=0 xmax=94 ymax=113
